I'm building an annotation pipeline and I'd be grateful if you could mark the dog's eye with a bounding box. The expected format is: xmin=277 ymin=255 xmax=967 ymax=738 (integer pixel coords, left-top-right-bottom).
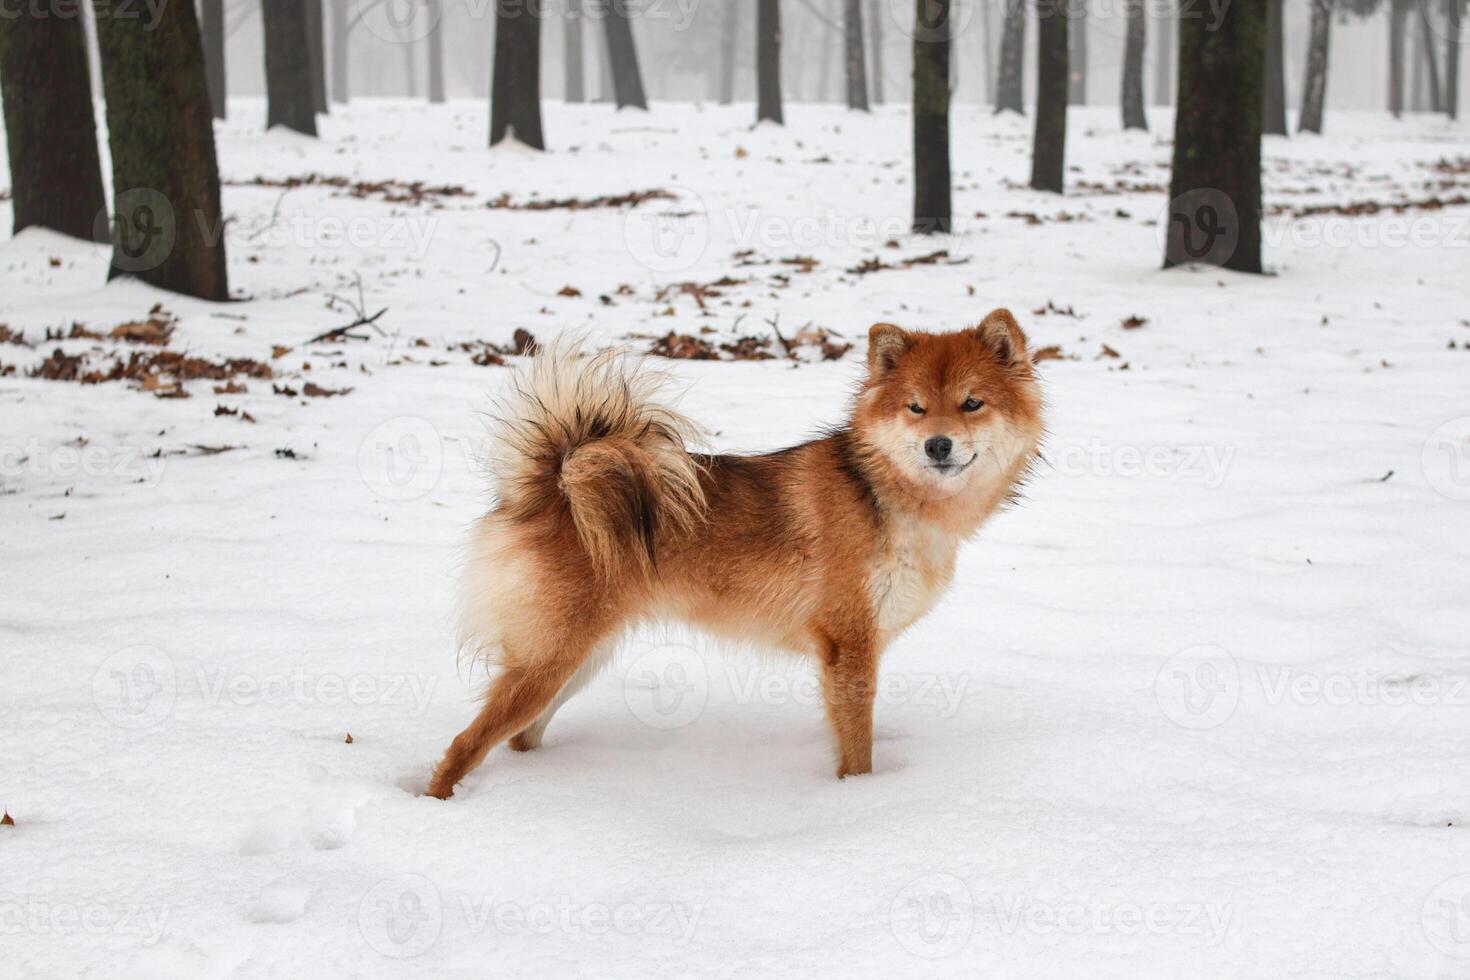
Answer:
xmin=962 ymin=397 xmax=985 ymax=412
xmin=908 ymin=403 xmax=926 ymax=415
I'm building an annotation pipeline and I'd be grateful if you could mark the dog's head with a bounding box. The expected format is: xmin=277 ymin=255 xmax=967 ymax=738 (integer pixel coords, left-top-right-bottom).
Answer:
xmin=854 ymin=310 xmax=1045 ymax=495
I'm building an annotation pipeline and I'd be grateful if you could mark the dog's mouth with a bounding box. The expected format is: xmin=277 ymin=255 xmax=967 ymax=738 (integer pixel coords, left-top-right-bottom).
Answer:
xmin=926 ymin=454 xmax=977 ymax=477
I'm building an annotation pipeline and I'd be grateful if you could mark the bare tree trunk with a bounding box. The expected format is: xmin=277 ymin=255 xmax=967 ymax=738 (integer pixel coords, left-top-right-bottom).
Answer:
xmin=757 ymin=0 xmax=783 ymax=122
xmin=0 ymin=0 xmax=108 ymax=241
xmin=330 ymin=0 xmax=349 ymax=102
xmin=1448 ymin=0 xmax=1463 ymax=120
xmin=1154 ymin=0 xmax=1173 ymax=104
xmin=817 ymin=11 xmax=834 ymax=100
xmin=868 ymin=0 xmax=884 ymax=103
xmin=566 ymin=0 xmax=586 ymax=101
xmin=1263 ymin=0 xmax=1287 ymax=133
xmin=718 ymin=0 xmax=737 ymax=103
xmin=1121 ymin=0 xmax=1147 ymax=129
xmin=92 ymin=0 xmax=229 ymax=299
xmin=601 ymin=0 xmax=648 ymax=108
xmin=1164 ymin=0 xmax=1265 ymax=273
xmin=980 ymin=0 xmax=995 ymax=103
xmin=201 ymin=0 xmax=226 ymax=119
xmin=996 ymin=0 xmax=1026 ymax=112
xmin=261 ymin=0 xmax=318 ymax=133
xmin=305 ymin=0 xmax=328 ymax=113
xmin=404 ymin=30 xmax=418 ymax=98
xmin=912 ymin=0 xmax=951 ymax=232
xmin=845 ymin=0 xmax=869 ymax=109
xmin=1067 ymin=0 xmax=1086 ymax=104
xmin=1032 ymin=0 xmax=1068 ymax=191
xmin=1418 ymin=0 xmax=1443 ymax=112
xmin=427 ymin=0 xmax=446 ymax=102
xmin=1389 ymin=0 xmax=1406 ymax=116
xmin=492 ymin=0 xmax=544 ymax=146
xmin=1298 ymin=0 xmax=1331 ymax=132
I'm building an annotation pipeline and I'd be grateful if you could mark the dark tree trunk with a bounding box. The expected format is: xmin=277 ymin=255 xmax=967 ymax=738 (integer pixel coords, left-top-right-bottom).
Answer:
xmin=1164 ymin=0 xmax=1265 ymax=273
xmin=1417 ymin=2 xmax=1442 ymax=112
xmin=718 ymin=0 xmax=737 ymax=104
xmin=845 ymin=0 xmax=869 ymax=109
xmin=1298 ymin=0 xmax=1331 ymax=133
xmin=305 ymin=0 xmax=328 ymax=113
xmin=1448 ymin=0 xmax=1463 ymax=120
xmin=91 ymin=0 xmax=228 ymax=300
xmin=868 ymin=0 xmax=883 ymax=103
xmin=1263 ymin=0 xmax=1287 ymax=133
xmin=1389 ymin=0 xmax=1406 ymax=116
xmin=1154 ymin=0 xmax=1173 ymax=104
xmin=566 ymin=0 xmax=586 ymax=101
xmin=1067 ymin=0 xmax=1086 ymax=104
xmin=201 ymin=0 xmax=226 ymax=119
xmin=995 ymin=0 xmax=1026 ymax=113
xmin=757 ymin=0 xmax=783 ymax=122
xmin=491 ymin=0 xmax=544 ymax=146
xmin=912 ymin=0 xmax=951 ymax=233
xmin=261 ymin=0 xmax=318 ymax=134
xmin=602 ymin=0 xmax=648 ymax=109
xmin=0 ymin=0 xmax=108 ymax=241
xmin=428 ymin=0 xmax=445 ymax=103
xmin=1121 ymin=0 xmax=1147 ymax=129
xmin=330 ymin=0 xmax=349 ymax=102
xmin=1031 ymin=0 xmax=1068 ymax=192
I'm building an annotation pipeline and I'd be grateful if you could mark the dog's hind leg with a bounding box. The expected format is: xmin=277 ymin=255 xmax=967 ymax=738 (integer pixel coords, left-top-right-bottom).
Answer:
xmin=508 ymin=644 xmax=612 ymax=752
xmin=427 ymin=638 xmax=604 ymax=800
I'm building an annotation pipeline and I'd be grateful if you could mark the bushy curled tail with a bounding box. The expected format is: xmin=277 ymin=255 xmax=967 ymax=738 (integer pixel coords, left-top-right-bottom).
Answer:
xmin=488 ymin=334 xmax=707 ymax=576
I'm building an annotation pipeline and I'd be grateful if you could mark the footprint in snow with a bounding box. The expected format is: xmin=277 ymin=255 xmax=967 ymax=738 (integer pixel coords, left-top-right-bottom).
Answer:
xmin=249 ymin=880 xmax=311 ymax=924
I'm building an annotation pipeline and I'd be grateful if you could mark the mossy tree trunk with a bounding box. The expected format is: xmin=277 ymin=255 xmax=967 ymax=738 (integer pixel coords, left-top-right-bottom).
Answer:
xmin=912 ymin=0 xmax=951 ymax=233
xmin=1163 ymin=0 xmax=1265 ymax=273
xmin=1298 ymin=0 xmax=1331 ymax=133
xmin=1030 ymin=0 xmax=1067 ymax=192
xmin=491 ymin=0 xmax=544 ymax=147
xmin=91 ymin=0 xmax=228 ymax=299
xmin=1121 ymin=0 xmax=1147 ymax=130
xmin=757 ymin=0 xmax=783 ymax=122
xmin=262 ymin=0 xmax=317 ymax=134
xmin=0 ymin=0 xmax=108 ymax=241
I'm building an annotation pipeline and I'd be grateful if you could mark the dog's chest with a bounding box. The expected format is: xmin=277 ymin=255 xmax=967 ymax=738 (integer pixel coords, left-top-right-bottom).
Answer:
xmin=867 ymin=516 xmax=960 ymax=641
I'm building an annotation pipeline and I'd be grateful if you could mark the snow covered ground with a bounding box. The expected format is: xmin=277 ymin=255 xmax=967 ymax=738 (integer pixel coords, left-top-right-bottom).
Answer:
xmin=3 ymin=99 xmax=1469 ymax=978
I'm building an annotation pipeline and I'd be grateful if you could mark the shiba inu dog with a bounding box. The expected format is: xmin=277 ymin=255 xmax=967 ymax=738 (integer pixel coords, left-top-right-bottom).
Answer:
xmin=427 ymin=310 xmax=1045 ymax=799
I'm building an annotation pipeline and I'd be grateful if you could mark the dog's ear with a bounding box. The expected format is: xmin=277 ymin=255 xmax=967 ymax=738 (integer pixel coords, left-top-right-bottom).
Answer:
xmin=868 ymin=323 xmax=912 ymax=375
xmin=975 ymin=309 xmax=1029 ymax=368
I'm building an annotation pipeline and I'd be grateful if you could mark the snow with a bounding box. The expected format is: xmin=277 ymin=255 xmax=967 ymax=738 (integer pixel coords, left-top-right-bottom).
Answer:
xmin=2 ymin=98 xmax=1469 ymax=978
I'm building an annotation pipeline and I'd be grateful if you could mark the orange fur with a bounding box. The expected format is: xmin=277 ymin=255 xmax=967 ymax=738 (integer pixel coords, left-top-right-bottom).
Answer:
xmin=427 ymin=311 xmax=1046 ymax=799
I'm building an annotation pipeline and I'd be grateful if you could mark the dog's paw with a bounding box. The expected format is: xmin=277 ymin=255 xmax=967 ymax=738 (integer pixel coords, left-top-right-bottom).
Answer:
xmin=508 ymin=731 xmax=541 ymax=753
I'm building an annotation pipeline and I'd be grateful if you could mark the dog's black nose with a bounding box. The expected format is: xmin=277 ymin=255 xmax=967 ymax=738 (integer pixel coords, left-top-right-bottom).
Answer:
xmin=924 ymin=436 xmax=953 ymax=462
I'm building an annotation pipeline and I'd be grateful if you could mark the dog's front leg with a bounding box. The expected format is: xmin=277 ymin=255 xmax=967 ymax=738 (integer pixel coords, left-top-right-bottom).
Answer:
xmin=818 ymin=633 xmax=878 ymax=778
